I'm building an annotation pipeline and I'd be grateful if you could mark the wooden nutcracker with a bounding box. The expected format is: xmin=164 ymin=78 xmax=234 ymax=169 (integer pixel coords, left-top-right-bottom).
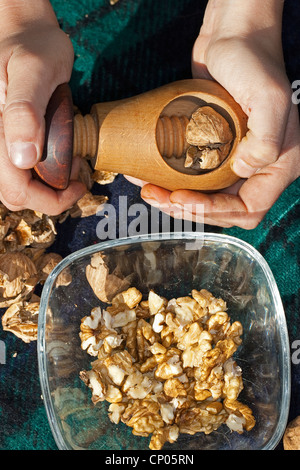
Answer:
xmin=34 ymin=79 xmax=248 ymax=191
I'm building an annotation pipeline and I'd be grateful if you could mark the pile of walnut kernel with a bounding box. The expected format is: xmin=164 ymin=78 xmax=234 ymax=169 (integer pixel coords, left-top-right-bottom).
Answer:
xmin=79 ymin=286 xmax=256 ymax=450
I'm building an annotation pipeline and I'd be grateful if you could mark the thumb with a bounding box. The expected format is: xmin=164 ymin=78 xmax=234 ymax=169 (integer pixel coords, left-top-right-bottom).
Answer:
xmin=2 ymin=56 xmax=61 ymax=170
xmin=231 ymin=85 xmax=291 ymax=178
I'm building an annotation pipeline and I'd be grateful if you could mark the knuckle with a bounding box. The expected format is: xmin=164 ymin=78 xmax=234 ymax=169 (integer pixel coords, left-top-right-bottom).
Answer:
xmin=1 ymin=188 xmax=28 ymax=208
xmin=0 ymin=198 xmax=24 ymax=212
xmin=3 ymin=99 xmax=38 ymax=125
xmin=256 ymin=138 xmax=281 ymax=164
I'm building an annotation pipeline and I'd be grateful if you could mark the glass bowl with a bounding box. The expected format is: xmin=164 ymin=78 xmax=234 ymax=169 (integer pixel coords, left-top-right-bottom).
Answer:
xmin=37 ymin=232 xmax=290 ymax=451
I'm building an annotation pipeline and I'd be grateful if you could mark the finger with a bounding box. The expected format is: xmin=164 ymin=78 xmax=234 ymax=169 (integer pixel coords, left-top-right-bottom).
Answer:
xmin=0 ymin=163 xmax=87 ymax=216
xmin=3 ymin=51 xmax=69 ymax=170
xmin=0 ymin=130 xmax=86 ymax=215
xmin=140 ymin=184 xmax=233 ymax=228
xmin=194 ymin=36 xmax=292 ymax=177
xmin=191 ymin=35 xmax=214 ymax=80
xmin=170 ymin=157 xmax=297 ymax=230
xmin=231 ymin=85 xmax=291 ymax=178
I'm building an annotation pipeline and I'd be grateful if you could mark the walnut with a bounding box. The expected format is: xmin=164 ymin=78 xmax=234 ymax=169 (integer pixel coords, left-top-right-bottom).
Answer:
xmin=105 ymin=384 xmax=123 ymax=403
xmin=167 ymin=296 xmax=200 ymax=325
xmin=154 ymin=348 xmax=183 ymax=380
xmin=223 ymin=358 xmax=243 ymax=401
xmin=227 ymin=321 xmax=243 ymax=346
xmin=148 ymin=290 xmax=167 ymax=315
xmin=192 ymin=288 xmax=227 ymax=314
xmin=1 ymin=299 xmax=39 ymax=342
xmin=163 ymin=378 xmax=187 ymax=398
xmin=121 ymin=399 xmax=164 ymax=437
xmin=0 ymin=220 xmax=10 ymax=253
xmin=152 ymin=312 xmax=166 ymax=334
xmin=118 ymin=287 xmax=143 ymax=309
xmin=181 ymin=330 xmax=212 ymax=369
xmin=122 ymin=320 xmax=138 ymax=361
xmin=108 ymin=403 xmax=126 ymax=424
xmin=149 ymin=425 xmax=179 ymax=450
xmin=122 ymin=371 xmax=154 ymax=399
xmin=79 ymin=307 xmax=125 ymax=358
xmin=194 ymin=364 xmax=224 ymax=401
xmin=206 ymin=311 xmax=229 ymax=337
xmin=283 ymin=416 xmax=300 ymax=450
xmin=136 ymin=318 xmax=159 ymax=362
xmin=185 ymin=106 xmax=233 ymax=170
xmin=104 ymin=350 xmax=135 ymax=378
xmin=176 ymin=403 xmax=227 ymax=435
xmin=224 ymin=398 xmax=256 ymax=432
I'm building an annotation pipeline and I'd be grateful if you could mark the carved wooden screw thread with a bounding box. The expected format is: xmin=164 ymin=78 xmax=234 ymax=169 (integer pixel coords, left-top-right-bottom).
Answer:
xmin=73 ymin=113 xmax=189 ymax=160
xmin=156 ymin=115 xmax=189 ymax=159
xmin=73 ymin=113 xmax=98 ymax=159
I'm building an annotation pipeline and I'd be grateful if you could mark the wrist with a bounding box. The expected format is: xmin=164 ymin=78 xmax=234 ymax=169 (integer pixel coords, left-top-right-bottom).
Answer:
xmin=201 ymin=0 xmax=284 ymax=40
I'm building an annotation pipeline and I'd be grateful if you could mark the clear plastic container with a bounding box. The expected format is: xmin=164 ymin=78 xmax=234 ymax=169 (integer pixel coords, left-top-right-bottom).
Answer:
xmin=37 ymin=232 xmax=290 ymax=450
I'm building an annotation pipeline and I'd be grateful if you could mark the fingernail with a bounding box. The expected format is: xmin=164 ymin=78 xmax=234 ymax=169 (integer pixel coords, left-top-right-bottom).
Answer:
xmin=232 ymin=158 xmax=256 ymax=178
xmin=9 ymin=142 xmax=39 ymax=169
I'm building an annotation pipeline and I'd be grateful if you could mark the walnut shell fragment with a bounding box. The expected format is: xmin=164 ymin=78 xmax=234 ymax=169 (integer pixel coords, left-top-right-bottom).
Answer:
xmin=68 ymin=191 xmax=108 ymax=218
xmin=2 ymin=299 xmax=39 ymax=343
xmin=1 ymin=209 xmax=57 ymax=252
xmin=35 ymin=252 xmax=72 ymax=287
xmin=185 ymin=106 xmax=233 ymax=170
xmin=0 ymin=252 xmax=38 ymax=307
xmin=283 ymin=416 xmax=300 ymax=450
xmin=86 ymin=252 xmax=132 ymax=303
xmin=93 ymin=170 xmax=118 ymax=185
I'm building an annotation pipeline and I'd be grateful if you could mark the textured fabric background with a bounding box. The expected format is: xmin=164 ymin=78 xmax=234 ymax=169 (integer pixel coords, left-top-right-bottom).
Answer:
xmin=0 ymin=0 xmax=299 ymax=450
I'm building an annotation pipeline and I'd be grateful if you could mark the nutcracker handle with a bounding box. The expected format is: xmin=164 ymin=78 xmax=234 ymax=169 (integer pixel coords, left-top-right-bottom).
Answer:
xmin=34 ymin=83 xmax=74 ymax=190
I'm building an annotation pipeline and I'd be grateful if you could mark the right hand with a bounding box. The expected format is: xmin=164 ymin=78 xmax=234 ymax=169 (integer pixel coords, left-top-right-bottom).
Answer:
xmin=137 ymin=0 xmax=300 ymax=229
xmin=0 ymin=0 xmax=86 ymax=215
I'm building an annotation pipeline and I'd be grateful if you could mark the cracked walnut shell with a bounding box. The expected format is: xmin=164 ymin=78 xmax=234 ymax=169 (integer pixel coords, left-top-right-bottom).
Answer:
xmin=2 ymin=299 xmax=39 ymax=343
xmin=0 ymin=252 xmax=38 ymax=307
xmin=185 ymin=106 xmax=233 ymax=170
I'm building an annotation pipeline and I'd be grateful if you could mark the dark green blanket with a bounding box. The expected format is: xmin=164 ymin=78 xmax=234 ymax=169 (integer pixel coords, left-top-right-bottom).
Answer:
xmin=0 ymin=0 xmax=299 ymax=450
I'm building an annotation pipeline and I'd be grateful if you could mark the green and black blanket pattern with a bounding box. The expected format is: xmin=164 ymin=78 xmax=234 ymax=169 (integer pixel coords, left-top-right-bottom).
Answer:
xmin=0 ymin=0 xmax=299 ymax=450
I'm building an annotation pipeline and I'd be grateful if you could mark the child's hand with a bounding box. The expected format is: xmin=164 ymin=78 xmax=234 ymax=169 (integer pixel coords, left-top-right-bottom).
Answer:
xmin=0 ymin=0 xmax=86 ymax=214
xmin=135 ymin=0 xmax=300 ymax=229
